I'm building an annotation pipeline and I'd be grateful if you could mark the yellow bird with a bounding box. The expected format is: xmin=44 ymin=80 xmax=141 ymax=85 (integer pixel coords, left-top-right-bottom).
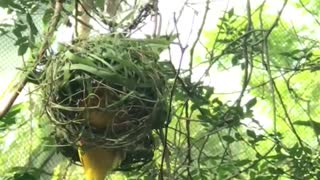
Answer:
xmin=78 ymin=88 xmax=125 ymax=180
xmin=78 ymin=145 xmax=123 ymax=180
xmin=74 ymin=0 xmax=126 ymax=178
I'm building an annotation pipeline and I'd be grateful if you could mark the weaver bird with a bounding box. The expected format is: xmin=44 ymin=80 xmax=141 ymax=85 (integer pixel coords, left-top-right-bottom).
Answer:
xmin=71 ymin=0 xmax=127 ymax=178
xmin=78 ymin=86 xmax=125 ymax=180
xmin=78 ymin=144 xmax=123 ymax=180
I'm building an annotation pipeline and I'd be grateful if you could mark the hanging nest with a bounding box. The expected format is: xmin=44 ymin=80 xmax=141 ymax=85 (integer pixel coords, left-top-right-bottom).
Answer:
xmin=41 ymin=35 xmax=174 ymax=168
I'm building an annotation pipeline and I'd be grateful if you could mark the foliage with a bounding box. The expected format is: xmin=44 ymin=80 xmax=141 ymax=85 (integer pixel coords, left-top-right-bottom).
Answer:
xmin=1 ymin=0 xmax=320 ymax=179
xmin=0 ymin=103 xmax=23 ymax=131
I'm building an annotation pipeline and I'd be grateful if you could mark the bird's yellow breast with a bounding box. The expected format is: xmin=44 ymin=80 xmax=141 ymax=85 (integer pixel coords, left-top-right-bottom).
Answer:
xmin=79 ymin=147 xmax=123 ymax=180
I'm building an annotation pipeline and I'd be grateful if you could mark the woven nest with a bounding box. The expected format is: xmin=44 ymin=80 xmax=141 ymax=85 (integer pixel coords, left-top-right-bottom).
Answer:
xmin=43 ymin=35 xmax=171 ymax=154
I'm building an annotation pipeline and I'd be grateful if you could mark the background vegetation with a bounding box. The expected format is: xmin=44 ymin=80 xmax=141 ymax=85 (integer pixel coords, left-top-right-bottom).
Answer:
xmin=1 ymin=0 xmax=320 ymax=179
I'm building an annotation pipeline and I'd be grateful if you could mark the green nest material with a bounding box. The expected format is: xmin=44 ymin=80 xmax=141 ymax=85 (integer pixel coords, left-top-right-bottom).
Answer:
xmin=43 ymin=35 xmax=173 ymax=149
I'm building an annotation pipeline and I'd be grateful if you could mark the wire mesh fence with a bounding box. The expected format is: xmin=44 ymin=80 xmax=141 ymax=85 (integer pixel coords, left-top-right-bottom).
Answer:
xmin=0 ymin=10 xmax=69 ymax=180
xmin=0 ymin=35 xmax=20 ymax=72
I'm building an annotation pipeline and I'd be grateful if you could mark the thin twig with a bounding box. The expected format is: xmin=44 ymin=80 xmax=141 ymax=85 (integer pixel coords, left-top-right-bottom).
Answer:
xmin=159 ymin=13 xmax=188 ymax=180
xmin=189 ymin=0 xmax=210 ymax=79
xmin=236 ymin=0 xmax=253 ymax=106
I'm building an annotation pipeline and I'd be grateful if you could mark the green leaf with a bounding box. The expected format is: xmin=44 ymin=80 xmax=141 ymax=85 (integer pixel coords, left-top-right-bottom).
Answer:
xmin=280 ymin=49 xmax=301 ymax=56
xmin=9 ymin=167 xmax=40 ymax=180
xmin=42 ymin=8 xmax=54 ymax=25
xmin=15 ymin=36 xmax=28 ymax=45
xmin=18 ymin=43 xmax=29 ymax=55
xmin=303 ymin=146 xmax=312 ymax=154
xmin=222 ymin=135 xmax=235 ymax=143
xmin=86 ymin=52 xmax=118 ymax=72
xmin=246 ymin=98 xmax=257 ymax=110
xmin=249 ymin=170 xmax=257 ymax=179
xmin=231 ymin=54 xmax=239 ymax=66
xmin=228 ymin=8 xmax=234 ymax=18
xmin=0 ymin=0 xmax=11 ymax=8
xmin=204 ymin=86 xmax=214 ymax=99
xmin=63 ymin=66 xmax=71 ymax=83
xmin=268 ymin=167 xmax=284 ymax=175
xmin=64 ymin=64 xmax=146 ymax=89
xmin=96 ymin=0 xmax=105 ymax=11
xmin=268 ymin=154 xmax=288 ymax=162
xmin=26 ymin=12 xmax=38 ymax=43
xmin=13 ymin=172 xmax=37 ymax=180
xmin=255 ymin=175 xmax=274 ymax=180
xmin=30 ymin=4 xmax=39 ymax=13
xmin=12 ymin=24 xmax=28 ymax=38
xmin=0 ymin=103 xmax=23 ymax=130
xmin=289 ymin=143 xmax=302 ymax=157
xmin=246 ymin=129 xmax=256 ymax=139
xmin=293 ymin=120 xmax=320 ymax=136
xmin=65 ymin=50 xmax=96 ymax=67
xmin=235 ymin=159 xmax=251 ymax=166
xmin=8 ymin=2 xmax=25 ymax=12
xmin=234 ymin=132 xmax=242 ymax=140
